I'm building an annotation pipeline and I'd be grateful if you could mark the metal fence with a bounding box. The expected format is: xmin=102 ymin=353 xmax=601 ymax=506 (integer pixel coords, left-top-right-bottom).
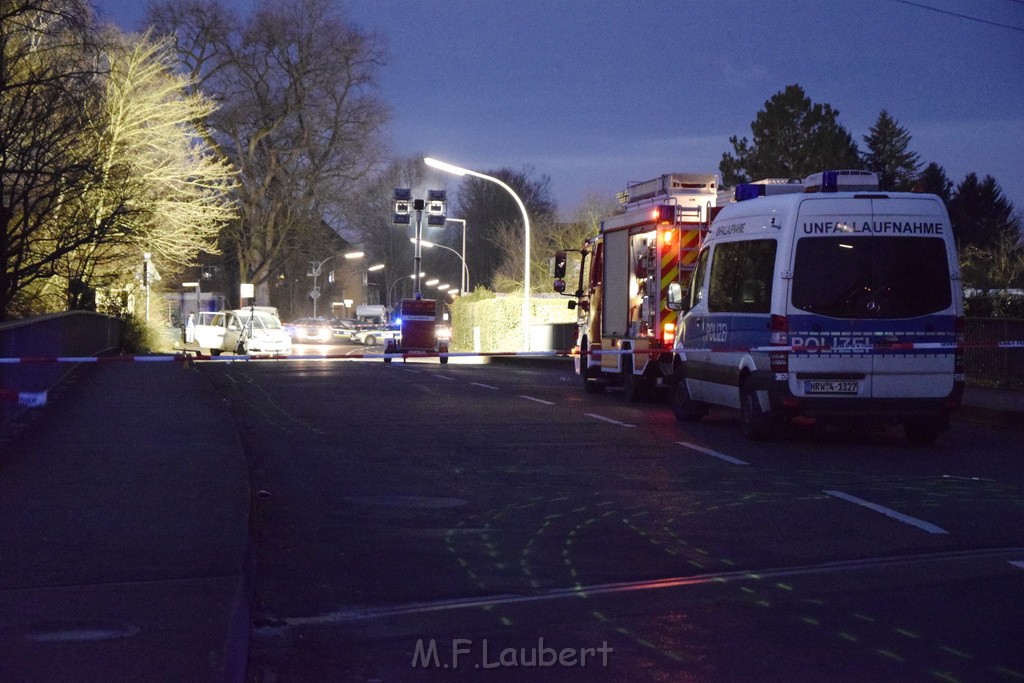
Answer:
xmin=964 ymin=317 xmax=1024 ymax=389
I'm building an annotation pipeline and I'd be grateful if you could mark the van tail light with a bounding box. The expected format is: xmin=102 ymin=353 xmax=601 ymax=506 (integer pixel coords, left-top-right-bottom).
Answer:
xmin=769 ymin=315 xmax=788 ymax=345
xmin=769 ymin=314 xmax=789 ymax=374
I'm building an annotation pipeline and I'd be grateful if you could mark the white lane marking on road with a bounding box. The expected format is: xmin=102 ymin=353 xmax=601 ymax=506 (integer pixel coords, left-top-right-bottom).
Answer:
xmin=520 ymin=395 xmax=555 ymax=405
xmin=471 ymin=382 xmax=499 ymax=390
xmin=1010 ymin=561 xmax=1024 ymax=570
xmin=432 ymin=374 xmax=455 ymax=381
xmin=584 ymin=413 xmax=635 ymax=428
xmin=677 ymin=442 xmax=749 ymax=465
xmin=823 ymin=490 xmax=948 ymax=534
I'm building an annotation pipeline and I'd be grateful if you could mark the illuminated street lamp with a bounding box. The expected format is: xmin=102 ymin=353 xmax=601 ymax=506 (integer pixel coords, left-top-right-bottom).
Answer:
xmin=410 ymin=237 xmax=469 ymax=294
xmin=425 ymin=157 xmax=531 ymax=351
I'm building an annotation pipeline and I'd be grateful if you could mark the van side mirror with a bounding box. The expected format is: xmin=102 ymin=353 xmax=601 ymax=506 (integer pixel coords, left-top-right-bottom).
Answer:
xmin=667 ymin=280 xmax=689 ymax=311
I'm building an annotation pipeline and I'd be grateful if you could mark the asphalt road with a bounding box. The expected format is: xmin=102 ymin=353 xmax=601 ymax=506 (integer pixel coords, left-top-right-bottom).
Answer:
xmin=186 ymin=352 xmax=1024 ymax=682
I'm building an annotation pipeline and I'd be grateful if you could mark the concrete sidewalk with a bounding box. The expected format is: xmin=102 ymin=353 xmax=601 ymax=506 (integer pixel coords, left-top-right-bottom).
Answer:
xmin=0 ymin=361 xmax=251 ymax=682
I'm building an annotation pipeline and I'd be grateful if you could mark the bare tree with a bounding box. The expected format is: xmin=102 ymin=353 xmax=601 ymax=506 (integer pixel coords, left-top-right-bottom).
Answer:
xmin=453 ymin=166 xmax=557 ymax=291
xmin=490 ymin=194 xmax=611 ymax=293
xmin=150 ymin=0 xmax=389 ymax=306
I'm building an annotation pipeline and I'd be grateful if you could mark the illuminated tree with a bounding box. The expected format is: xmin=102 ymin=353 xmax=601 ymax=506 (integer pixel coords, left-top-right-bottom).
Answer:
xmin=70 ymin=31 xmax=237 ymax=293
xmin=0 ymin=0 xmax=110 ymax=319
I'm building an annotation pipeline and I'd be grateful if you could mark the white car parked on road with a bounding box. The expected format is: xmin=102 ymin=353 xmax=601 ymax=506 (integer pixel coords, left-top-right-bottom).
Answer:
xmin=192 ymin=309 xmax=292 ymax=356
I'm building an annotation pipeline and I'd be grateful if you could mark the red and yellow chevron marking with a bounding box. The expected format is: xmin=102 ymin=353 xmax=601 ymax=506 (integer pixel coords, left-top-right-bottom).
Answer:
xmin=657 ymin=228 xmax=703 ymax=341
xmin=659 ymin=228 xmax=680 ymax=339
xmin=679 ymin=228 xmax=701 ymax=266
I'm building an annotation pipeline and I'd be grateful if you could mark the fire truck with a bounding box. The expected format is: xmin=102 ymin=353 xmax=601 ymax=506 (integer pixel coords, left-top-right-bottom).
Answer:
xmin=554 ymin=173 xmax=720 ymax=399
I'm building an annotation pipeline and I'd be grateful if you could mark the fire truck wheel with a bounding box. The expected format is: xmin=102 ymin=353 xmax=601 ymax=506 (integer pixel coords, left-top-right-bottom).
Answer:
xmin=671 ymin=375 xmax=704 ymax=422
xmin=622 ymin=355 xmax=651 ymax=402
xmin=580 ymin=350 xmax=605 ymax=394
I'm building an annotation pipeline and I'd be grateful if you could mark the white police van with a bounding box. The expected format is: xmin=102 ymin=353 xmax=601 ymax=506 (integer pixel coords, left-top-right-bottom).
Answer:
xmin=667 ymin=170 xmax=964 ymax=443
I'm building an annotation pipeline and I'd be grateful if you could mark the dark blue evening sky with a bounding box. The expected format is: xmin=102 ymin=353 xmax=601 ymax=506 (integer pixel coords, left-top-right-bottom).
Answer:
xmin=92 ymin=0 xmax=1024 ymax=218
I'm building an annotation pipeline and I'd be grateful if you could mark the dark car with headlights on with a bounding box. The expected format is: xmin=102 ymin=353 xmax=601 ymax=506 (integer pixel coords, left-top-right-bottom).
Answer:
xmin=287 ymin=317 xmax=335 ymax=344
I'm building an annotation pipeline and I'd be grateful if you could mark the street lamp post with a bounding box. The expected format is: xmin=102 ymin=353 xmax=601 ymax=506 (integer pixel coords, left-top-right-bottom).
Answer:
xmin=338 ymin=263 xmax=385 ymax=308
xmin=424 ymin=157 xmax=531 ymax=351
xmin=410 ymin=238 xmax=468 ymax=295
xmin=309 ymin=250 xmax=364 ymax=317
xmin=181 ymin=281 xmax=201 ymax=319
xmin=445 ymin=218 xmax=468 ymax=293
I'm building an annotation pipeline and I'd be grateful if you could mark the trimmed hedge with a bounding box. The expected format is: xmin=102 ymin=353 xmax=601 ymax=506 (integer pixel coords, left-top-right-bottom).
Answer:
xmin=450 ymin=289 xmax=577 ymax=353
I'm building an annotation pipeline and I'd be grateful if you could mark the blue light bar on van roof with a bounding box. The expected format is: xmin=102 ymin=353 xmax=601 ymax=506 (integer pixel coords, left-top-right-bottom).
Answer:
xmin=734 ymin=179 xmax=805 ymax=202
xmin=804 ymin=170 xmax=879 ymax=193
xmin=735 ymin=184 xmax=764 ymax=202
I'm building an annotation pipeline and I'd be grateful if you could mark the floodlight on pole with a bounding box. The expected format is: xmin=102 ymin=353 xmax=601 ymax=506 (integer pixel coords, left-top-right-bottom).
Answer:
xmin=425 ymin=157 xmax=531 ymax=351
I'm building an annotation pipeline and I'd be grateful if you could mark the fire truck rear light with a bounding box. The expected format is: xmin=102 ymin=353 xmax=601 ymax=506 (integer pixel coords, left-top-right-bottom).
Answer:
xmin=663 ymin=322 xmax=675 ymax=346
xmin=661 ymin=229 xmax=676 ymax=245
xmin=653 ymin=205 xmax=675 ymax=225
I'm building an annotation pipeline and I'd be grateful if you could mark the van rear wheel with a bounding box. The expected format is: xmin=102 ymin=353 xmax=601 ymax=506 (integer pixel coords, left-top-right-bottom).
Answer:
xmin=740 ymin=381 xmax=781 ymax=440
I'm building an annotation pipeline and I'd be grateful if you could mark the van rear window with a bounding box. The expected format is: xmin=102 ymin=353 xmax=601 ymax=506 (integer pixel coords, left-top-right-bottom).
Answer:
xmin=792 ymin=237 xmax=951 ymax=319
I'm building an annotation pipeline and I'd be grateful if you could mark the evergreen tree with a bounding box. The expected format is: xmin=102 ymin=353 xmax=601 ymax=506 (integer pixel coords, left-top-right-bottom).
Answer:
xmin=720 ymin=84 xmax=861 ymax=186
xmin=949 ymin=173 xmax=1020 ymax=250
xmin=917 ymin=162 xmax=953 ymax=203
xmin=862 ymin=110 xmax=921 ymax=191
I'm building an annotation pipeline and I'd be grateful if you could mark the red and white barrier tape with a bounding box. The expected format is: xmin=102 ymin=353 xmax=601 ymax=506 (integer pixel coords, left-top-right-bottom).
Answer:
xmin=0 ymin=341 xmax=1021 ymax=366
xmin=0 ymin=349 xmax=573 ymax=364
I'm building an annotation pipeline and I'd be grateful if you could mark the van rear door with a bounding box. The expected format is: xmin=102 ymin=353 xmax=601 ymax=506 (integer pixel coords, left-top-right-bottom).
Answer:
xmin=787 ymin=198 xmax=876 ymax=400
xmin=788 ymin=196 xmax=956 ymax=401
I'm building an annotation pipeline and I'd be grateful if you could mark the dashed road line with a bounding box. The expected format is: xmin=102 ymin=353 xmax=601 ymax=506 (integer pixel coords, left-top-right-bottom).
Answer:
xmin=520 ymin=395 xmax=555 ymax=405
xmin=471 ymin=382 xmax=499 ymax=390
xmin=584 ymin=413 xmax=635 ymax=428
xmin=1010 ymin=561 xmax=1024 ymax=571
xmin=823 ymin=490 xmax=948 ymax=534
xmin=677 ymin=442 xmax=749 ymax=465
